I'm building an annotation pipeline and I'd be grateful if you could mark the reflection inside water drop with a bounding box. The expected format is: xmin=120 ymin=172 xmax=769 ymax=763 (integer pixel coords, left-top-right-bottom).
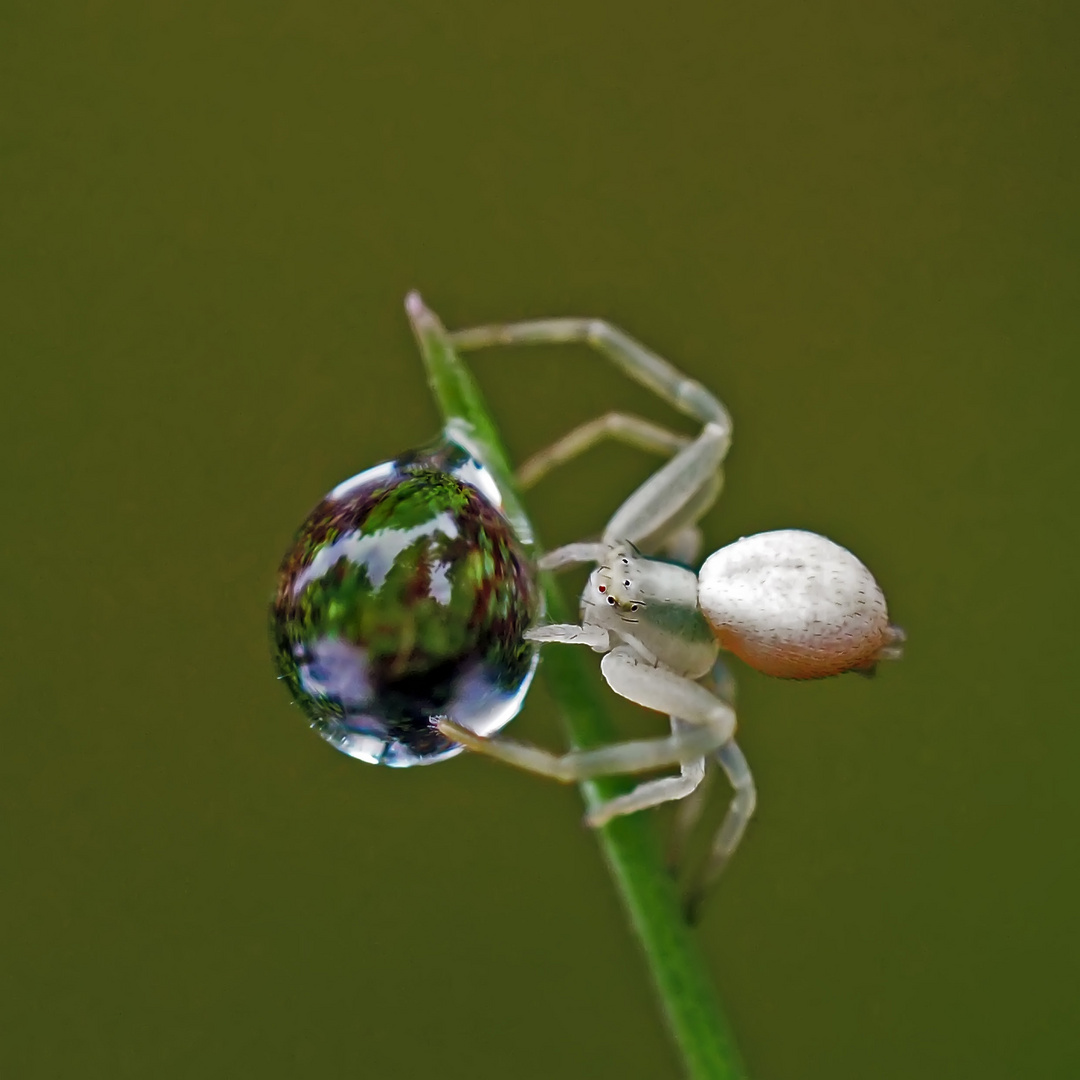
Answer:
xmin=271 ymin=438 xmax=540 ymax=766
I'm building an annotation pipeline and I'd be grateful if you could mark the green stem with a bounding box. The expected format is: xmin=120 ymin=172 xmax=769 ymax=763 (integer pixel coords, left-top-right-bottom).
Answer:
xmin=409 ymin=294 xmax=747 ymax=1080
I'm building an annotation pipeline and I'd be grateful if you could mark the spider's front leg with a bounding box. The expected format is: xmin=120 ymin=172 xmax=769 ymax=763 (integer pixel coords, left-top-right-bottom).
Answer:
xmin=438 ymin=644 xmax=737 ymax=822
xmin=449 ymin=314 xmax=732 ymax=555
xmin=526 ymin=621 xmax=610 ymax=650
xmin=450 ymin=317 xmax=729 ymax=429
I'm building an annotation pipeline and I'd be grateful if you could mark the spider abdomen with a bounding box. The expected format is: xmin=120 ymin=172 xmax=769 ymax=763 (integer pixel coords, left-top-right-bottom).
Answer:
xmin=697 ymin=529 xmax=895 ymax=679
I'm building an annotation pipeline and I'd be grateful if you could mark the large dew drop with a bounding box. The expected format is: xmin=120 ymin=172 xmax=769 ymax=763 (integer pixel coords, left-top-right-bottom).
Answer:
xmin=271 ymin=438 xmax=539 ymax=766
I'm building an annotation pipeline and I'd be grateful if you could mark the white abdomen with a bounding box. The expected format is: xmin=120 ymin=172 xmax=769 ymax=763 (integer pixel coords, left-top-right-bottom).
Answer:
xmin=698 ymin=529 xmax=893 ymax=679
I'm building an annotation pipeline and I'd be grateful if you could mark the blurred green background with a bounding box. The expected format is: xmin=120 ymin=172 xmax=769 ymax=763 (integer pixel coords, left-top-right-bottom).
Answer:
xmin=4 ymin=2 xmax=1078 ymax=1077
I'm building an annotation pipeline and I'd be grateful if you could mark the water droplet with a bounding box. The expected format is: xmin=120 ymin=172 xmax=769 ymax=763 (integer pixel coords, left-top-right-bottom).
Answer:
xmin=271 ymin=437 xmax=540 ymax=766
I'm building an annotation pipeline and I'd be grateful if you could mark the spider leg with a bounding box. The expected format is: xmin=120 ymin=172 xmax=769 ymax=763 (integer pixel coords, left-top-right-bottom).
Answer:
xmin=524 ymin=623 xmax=610 ymax=650
xmin=667 ymin=658 xmax=738 ymax=870
xmin=538 ymin=526 xmax=702 ymax=578
xmin=536 ymin=543 xmax=610 ymax=573
xmin=449 ymin=315 xmax=732 ymax=554
xmin=585 ymin=718 xmax=706 ymax=826
xmin=601 ymin=424 xmax=727 ymax=552
xmin=450 ymin=317 xmax=729 ymax=428
xmin=685 ymin=739 xmax=758 ymax=922
xmin=437 ymin=716 xmax=722 ymax=784
xmin=532 ymin=426 xmax=727 ymax=563
xmin=660 ymin=525 xmax=703 ymax=566
xmin=517 ymin=412 xmax=689 ymax=490
xmin=437 ymin=647 xmax=735 ymax=810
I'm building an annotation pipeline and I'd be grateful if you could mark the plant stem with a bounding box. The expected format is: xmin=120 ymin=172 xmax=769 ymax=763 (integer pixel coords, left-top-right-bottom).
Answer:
xmin=409 ymin=293 xmax=747 ymax=1080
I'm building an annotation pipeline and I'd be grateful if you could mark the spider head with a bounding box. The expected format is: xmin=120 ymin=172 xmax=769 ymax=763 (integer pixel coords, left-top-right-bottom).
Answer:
xmin=581 ymin=544 xmax=646 ymax=625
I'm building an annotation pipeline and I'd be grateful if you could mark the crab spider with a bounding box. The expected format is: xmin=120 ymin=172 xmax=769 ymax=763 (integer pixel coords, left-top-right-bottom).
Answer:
xmin=434 ymin=314 xmax=903 ymax=904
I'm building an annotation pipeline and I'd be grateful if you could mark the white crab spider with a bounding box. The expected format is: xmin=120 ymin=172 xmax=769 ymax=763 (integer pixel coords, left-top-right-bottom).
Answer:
xmin=434 ymin=315 xmax=903 ymax=901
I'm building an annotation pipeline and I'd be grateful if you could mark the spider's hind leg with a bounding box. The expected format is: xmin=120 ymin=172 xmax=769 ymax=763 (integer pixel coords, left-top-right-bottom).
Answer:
xmin=685 ymin=739 xmax=758 ymax=922
xmin=666 ymin=657 xmax=738 ymax=872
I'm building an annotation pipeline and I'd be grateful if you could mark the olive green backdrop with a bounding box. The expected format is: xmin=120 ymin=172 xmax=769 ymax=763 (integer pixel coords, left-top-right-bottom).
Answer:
xmin=4 ymin=2 xmax=1078 ymax=1078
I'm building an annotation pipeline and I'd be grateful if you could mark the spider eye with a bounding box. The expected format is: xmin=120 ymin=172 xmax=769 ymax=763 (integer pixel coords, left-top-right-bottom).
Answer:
xmin=630 ymin=604 xmax=639 ymax=611
xmin=623 ymin=579 xmax=630 ymax=587
xmin=597 ymin=585 xmax=606 ymax=593
xmin=607 ymin=597 xmax=616 ymax=605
